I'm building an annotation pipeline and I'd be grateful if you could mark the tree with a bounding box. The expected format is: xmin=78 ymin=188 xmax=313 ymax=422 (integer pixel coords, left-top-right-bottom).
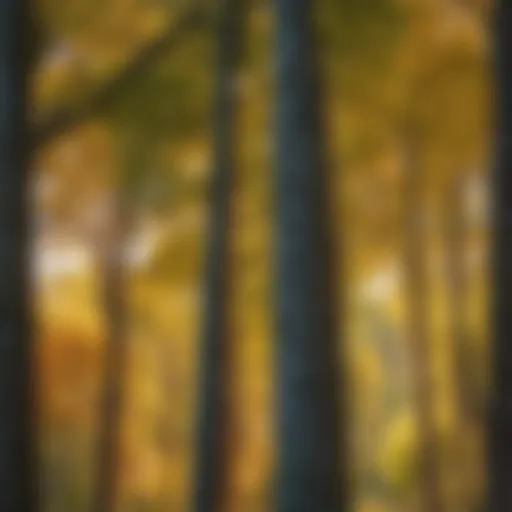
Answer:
xmin=0 ymin=0 xmax=36 ymax=509
xmin=193 ymin=0 xmax=241 ymax=510
xmin=490 ymin=1 xmax=512 ymax=510
xmin=29 ymin=1 xmax=214 ymax=508
xmin=402 ymin=127 xmax=444 ymax=512
xmin=91 ymin=190 xmax=129 ymax=512
xmin=443 ymin=170 xmax=479 ymax=423
xmin=31 ymin=1 xmax=206 ymax=148
xmin=273 ymin=1 xmax=345 ymax=511
xmin=397 ymin=4 xmax=486 ymax=507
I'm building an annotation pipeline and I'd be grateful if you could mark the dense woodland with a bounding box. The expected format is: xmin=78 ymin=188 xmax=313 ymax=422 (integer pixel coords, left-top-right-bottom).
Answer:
xmin=0 ymin=0 xmax=497 ymax=510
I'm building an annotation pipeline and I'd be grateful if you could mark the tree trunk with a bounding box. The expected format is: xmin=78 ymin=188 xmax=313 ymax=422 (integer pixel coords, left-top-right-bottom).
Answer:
xmin=93 ymin=199 xmax=128 ymax=512
xmin=402 ymin=132 xmax=444 ymax=512
xmin=0 ymin=1 xmax=36 ymax=509
xmin=444 ymin=172 xmax=478 ymax=423
xmin=273 ymin=1 xmax=344 ymax=511
xmin=489 ymin=2 xmax=512 ymax=510
xmin=193 ymin=0 xmax=241 ymax=510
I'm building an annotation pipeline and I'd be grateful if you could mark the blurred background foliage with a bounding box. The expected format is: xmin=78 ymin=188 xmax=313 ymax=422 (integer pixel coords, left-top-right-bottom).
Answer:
xmin=30 ymin=0 xmax=491 ymax=510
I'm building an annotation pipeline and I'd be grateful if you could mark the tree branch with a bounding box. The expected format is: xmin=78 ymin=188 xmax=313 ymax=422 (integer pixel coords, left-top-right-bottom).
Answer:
xmin=31 ymin=4 xmax=205 ymax=149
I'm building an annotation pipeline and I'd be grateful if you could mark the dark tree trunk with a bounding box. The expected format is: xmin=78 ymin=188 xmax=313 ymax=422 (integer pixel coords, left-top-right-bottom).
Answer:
xmin=93 ymin=200 xmax=128 ymax=512
xmin=403 ymin=132 xmax=444 ymax=512
xmin=489 ymin=2 xmax=512 ymax=510
xmin=273 ymin=1 xmax=344 ymax=511
xmin=0 ymin=1 xmax=36 ymax=510
xmin=193 ymin=0 xmax=241 ymax=510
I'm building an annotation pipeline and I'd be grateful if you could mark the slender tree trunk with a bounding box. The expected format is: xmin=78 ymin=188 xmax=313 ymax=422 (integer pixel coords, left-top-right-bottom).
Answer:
xmin=444 ymin=172 xmax=478 ymax=423
xmin=273 ymin=1 xmax=344 ymax=511
xmin=489 ymin=2 xmax=512 ymax=510
xmin=93 ymin=198 xmax=128 ymax=512
xmin=193 ymin=0 xmax=241 ymax=510
xmin=402 ymin=131 xmax=444 ymax=512
xmin=0 ymin=1 xmax=36 ymax=510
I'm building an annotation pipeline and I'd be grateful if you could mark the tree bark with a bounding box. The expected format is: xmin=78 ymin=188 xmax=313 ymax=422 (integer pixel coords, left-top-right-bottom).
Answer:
xmin=273 ymin=1 xmax=345 ymax=511
xmin=0 ymin=0 xmax=36 ymax=509
xmin=192 ymin=0 xmax=241 ymax=510
xmin=489 ymin=2 xmax=512 ymax=510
